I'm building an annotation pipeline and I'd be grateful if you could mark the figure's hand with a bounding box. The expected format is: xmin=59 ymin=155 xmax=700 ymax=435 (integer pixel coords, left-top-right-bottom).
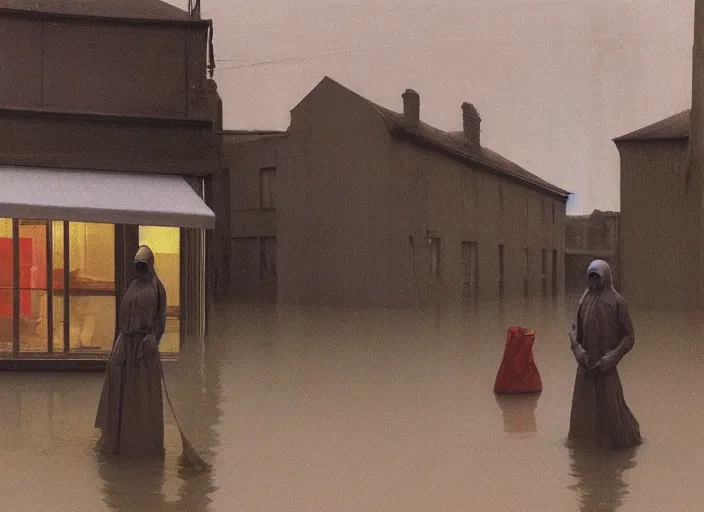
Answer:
xmin=598 ymin=354 xmax=616 ymax=373
xmin=572 ymin=345 xmax=589 ymax=367
xmin=577 ymin=352 xmax=590 ymax=367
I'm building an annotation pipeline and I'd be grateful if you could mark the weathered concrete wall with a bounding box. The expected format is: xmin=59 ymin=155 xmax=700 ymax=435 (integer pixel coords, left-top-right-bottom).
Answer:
xmin=0 ymin=112 xmax=217 ymax=175
xmin=0 ymin=15 xmax=209 ymax=119
xmin=618 ymin=139 xmax=699 ymax=309
xmin=391 ymin=140 xmax=564 ymax=307
xmin=225 ymin=134 xmax=283 ymax=302
xmin=277 ymin=80 xmax=393 ymax=307
xmin=0 ymin=12 xmax=215 ymax=176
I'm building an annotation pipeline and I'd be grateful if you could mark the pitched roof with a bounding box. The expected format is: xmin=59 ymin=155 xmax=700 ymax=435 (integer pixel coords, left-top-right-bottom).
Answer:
xmin=613 ymin=109 xmax=690 ymax=142
xmin=0 ymin=0 xmax=194 ymax=22
xmin=316 ymin=77 xmax=569 ymax=199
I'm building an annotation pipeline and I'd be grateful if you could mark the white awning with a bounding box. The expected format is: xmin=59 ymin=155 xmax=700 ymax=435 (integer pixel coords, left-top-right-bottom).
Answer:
xmin=0 ymin=165 xmax=215 ymax=229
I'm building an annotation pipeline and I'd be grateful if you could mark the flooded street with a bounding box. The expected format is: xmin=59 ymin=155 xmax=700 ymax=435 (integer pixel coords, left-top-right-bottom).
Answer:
xmin=0 ymin=298 xmax=703 ymax=511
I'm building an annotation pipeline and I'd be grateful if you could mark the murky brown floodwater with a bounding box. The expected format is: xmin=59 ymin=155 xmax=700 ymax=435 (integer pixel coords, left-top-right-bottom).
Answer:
xmin=0 ymin=297 xmax=703 ymax=511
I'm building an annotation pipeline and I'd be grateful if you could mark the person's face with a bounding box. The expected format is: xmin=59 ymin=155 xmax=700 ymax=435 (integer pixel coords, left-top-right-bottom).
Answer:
xmin=135 ymin=261 xmax=149 ymax=280
xmin=587 ymin=272 xmax=601 ymax=291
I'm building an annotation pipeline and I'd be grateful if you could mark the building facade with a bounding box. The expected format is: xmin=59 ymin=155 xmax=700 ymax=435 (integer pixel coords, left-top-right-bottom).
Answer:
xmin=0 ymin=1 xmax=226 ymax=364
xmin=614 ymin=110 xmax=698 ymax=309
xmin=222 ymin=131 xmax=286 ymax=302
xmin=565 ymin=210 xmax=620 ymax=294
xmin=224 ymin=77 xmax=569 ymax=308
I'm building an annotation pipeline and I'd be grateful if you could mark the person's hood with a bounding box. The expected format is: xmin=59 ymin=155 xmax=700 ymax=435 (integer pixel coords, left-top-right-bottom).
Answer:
xmin=134 ymin=245 xmax=155 ymax=277
xmin=587 ymin=259 xmax=613 ymax=289
xmin=578 ymin=259 xmax=616 ymax=306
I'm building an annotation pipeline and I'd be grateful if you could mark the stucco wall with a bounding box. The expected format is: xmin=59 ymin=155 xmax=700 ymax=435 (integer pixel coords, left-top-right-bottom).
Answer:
xmin=277 ymin=81 xmax=393 ymax=307
xmin=236 ymin=78 xmax=566 ymax=309
xmin=618 ymin=139 xmax=699 ymax=308
xmin=391 ymin=139 xmax=565 ymax=307
xmin=226 ymin=135 xmax=282 ymax=301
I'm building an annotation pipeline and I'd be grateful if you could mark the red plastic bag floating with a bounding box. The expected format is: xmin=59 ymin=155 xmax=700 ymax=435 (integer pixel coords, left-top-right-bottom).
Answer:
xmin=494 ymin=326 xmax=543 ymax=394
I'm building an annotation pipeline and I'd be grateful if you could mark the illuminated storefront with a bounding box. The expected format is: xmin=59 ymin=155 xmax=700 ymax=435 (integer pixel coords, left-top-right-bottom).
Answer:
xmin=0 ymin=166 xmax=215 ymax=360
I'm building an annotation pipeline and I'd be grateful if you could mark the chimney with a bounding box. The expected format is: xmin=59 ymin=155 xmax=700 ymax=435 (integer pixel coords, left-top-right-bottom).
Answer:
xmin=402 ymin=89 xmax=420 ymax=124
xmin=462 ymin=102 xmax=481 ymax=148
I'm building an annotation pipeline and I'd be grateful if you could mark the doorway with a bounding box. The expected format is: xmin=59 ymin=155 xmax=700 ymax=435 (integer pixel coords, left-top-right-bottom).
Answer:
xmin=552 ymin=249 xmax=558 ymax=298
xmin=461 ymin=241 xmax=478 ymax=302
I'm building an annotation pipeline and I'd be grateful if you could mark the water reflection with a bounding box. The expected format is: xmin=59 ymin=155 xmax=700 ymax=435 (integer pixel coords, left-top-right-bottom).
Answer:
xmin=97 ymin=330 xmax=223 ymax=511
xmin=494 ymin=392 xmax=540 ymax=436
xmin=568 ymin=445 xmax=638 ymax=512
xmin=97 ymin=452 xmax=218 ymax=511
xmin=4 ymin=298 xmax=704 ymax=510
xmin=97 ymin=455 xmax=167 ymax=511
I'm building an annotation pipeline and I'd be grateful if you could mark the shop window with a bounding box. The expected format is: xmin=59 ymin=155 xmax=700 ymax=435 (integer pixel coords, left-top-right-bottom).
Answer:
xmin=0 ymin=218 xmax=12 ymax=352
xmin=68 ymin=222 xmax=115 ymax=352
xmin=0 ymin=220 xmax=186 ymax=355
xmin=18 ymin=220 xmax=48 ymax=352
xmin=52 ymin=221 xmax=64 ymax=351
xmin=139 ymin=226 xmax=180 ymax=353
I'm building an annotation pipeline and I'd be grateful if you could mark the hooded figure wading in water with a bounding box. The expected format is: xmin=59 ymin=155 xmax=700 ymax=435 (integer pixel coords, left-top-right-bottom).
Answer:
xmin=95 ymin=245 xmax=167 ymax=456
xmin=568 ymin=259 xmax=642 ymax=449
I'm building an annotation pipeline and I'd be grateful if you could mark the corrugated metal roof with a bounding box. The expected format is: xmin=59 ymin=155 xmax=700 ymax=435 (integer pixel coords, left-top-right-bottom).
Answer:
xmin=0 ymin=0 xmax=192 ymax=22
xmin=613 ymin=109 xmax=690 ymax=142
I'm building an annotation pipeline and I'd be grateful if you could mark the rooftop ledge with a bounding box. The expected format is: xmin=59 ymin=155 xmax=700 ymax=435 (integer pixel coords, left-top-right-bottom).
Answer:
xmin=0 ymin=106 xmax=214 ymax=128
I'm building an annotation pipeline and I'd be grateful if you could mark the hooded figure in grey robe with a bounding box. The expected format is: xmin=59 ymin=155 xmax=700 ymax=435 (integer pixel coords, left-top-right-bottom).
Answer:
xmin=95 ymin=245 xmax=167 ymax=456
xmin=568 ymin=259 xmax=642 ymax=449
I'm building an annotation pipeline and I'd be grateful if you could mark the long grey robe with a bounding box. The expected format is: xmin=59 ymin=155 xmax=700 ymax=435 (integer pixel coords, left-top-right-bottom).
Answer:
xmin=568 ymin=259 xmax=642 ymax=449
xmin=95 ymin=245 xmax=167 ymax=456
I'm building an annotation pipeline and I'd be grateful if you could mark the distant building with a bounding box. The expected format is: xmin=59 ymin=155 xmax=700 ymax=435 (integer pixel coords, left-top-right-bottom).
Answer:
xmin=222 ymin=130 xmax=286 ymax=302
xmin=565 ymin=210 xmax=620 ymax=294
xmin=224 ymin=77 xmax=570 ymax=307
xmin=613 ymin=110 xmax=696 ymax=309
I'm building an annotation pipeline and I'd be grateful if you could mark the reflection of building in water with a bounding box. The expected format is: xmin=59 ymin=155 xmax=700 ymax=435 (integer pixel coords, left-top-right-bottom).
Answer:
xmin=98 ymin=441 xmax=216 ymax=512
xmin=494 ymin=392 xmax=540 ymax=435
xmin=565 ymin=210 xmax=620 ymax=294
xmin=98 ymin=456 xmax=168 ymax=512
xmin=568 ymin=446 xmax=637 ymax=512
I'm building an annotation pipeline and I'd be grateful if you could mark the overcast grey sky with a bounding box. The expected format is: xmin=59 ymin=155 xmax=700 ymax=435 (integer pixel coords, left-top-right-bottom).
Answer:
xmin=172 ymin=0 xmax=694 ymax=214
